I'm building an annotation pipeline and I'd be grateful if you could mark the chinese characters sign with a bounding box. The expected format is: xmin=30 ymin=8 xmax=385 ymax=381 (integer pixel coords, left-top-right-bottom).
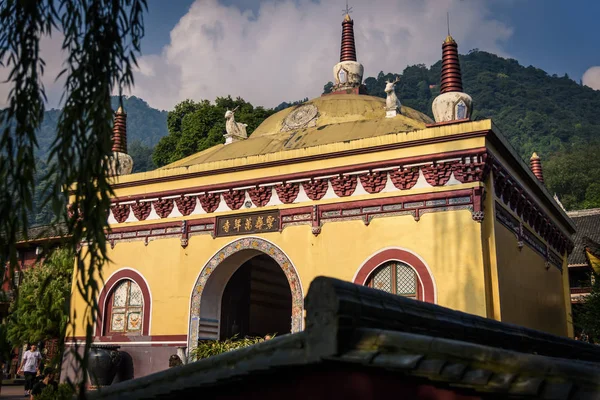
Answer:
xmin=216 ymin=210 xmax=280 ymax=237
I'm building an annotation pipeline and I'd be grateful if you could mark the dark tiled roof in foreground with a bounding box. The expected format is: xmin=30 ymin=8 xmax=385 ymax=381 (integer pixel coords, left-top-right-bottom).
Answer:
xmin=91 ymin=277 xmax=600 ymax=400
xmin=567 ymin=209 xmax=600 ymax=266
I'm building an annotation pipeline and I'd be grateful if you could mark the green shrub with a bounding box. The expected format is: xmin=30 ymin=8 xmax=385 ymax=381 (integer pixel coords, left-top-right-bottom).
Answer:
xmin=34 ymin=383 xmax=75 ymax=400
xmin=190 ymin=334 xmax=274 ymax=361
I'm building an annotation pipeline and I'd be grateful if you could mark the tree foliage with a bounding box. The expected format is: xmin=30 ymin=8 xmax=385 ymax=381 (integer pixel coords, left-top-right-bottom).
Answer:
xmin=36 ymin=383 xmax=76 ymax=400
xmin=7 ymin=248 xmax=74 ymax=346
xmin=575 ymin=274 xmax=600 ymax=341
xmin=0 ymin=323 xmax=12 ymax=368
xmin=153 ymin=96 xmax=274 ymax=167
xmin=0 ymin=0 xmax=147 ymax=394
xmin=274 ymin=97 xmax=308 ymax=112
xmin=544 ymin=142 xmax=600 ymax=210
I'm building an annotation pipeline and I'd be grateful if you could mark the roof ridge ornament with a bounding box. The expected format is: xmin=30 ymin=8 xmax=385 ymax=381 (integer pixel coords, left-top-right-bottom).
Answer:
xmin=224 ymin=106 xmax=248 ymax=145
xmin=385 ymin=76 xmax=402 ymax=118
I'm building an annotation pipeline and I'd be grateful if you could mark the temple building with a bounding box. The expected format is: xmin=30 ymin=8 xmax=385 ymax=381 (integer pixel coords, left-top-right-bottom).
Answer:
xmin=65 ymin=13 xmax=575 ymax=380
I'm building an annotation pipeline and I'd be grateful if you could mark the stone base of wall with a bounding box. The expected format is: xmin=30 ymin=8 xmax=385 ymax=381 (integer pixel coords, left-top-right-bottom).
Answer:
xmin=61 ymin=342 xmax=184 ymax=385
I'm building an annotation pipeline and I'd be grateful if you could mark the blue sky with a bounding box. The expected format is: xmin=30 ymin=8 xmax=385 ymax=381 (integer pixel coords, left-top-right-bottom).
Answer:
xmin=491 ymin=0 xmax=600 ymax=81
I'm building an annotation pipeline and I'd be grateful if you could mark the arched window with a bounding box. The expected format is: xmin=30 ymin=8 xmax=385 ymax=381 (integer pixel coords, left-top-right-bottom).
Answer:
xmin=96 ymin=269 xmax=151 ymax=338
xmin=354 ymin=249 xmax=436 ymax=303
xmin=107 ymin=280 xmax=143 ymax=334
xmin=366 ymin=261 xmax=418 ymax=299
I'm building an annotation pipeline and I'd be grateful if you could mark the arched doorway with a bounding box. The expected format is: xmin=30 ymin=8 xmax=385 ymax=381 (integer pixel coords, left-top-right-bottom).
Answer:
xmin=220 ymin=254 xmax=292 ymax=339
xmin=189 ymin=238 xmax=303 ymax=351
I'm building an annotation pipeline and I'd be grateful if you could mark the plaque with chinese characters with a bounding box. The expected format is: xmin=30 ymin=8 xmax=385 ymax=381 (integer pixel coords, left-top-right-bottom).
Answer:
xmin=216 ymin=210 xmax=280 ymax=237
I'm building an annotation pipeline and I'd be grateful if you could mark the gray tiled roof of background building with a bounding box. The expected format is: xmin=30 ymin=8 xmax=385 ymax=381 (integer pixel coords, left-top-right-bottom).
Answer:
xmin=567 ymin=208 xmax=600 ymax=266
xmin=16 ymin=222 xmax=68 ymax=244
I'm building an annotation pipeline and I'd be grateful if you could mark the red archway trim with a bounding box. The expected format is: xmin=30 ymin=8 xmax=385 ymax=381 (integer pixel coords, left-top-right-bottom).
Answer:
xmin=96 ymin=269 xmax=151 ymax=338
xmin=354 ymin=249 xmax=435 ymax=303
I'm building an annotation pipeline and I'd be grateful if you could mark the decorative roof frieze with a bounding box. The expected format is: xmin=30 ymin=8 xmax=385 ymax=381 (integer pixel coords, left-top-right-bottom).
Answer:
xmin=492 ymin=160 xmax=574 ymax=255
xmin=106 ymin=147 xmax=571 ymax=255
xmin=108 ymin=149 xmax=491 ymax=225
xmin=107 ymin=188 xmax=482 ymax=247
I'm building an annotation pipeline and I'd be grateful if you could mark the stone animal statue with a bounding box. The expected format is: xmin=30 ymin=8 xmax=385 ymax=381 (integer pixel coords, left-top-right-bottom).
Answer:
xmin=225 ymin=106 xmax=248 ymax=140
xmin=385 ymin=77 xmax=401 ymax=111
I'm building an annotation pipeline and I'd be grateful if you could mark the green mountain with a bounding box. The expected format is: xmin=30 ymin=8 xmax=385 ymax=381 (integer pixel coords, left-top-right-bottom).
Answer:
xmin=37 ymin=95 xmax=167 ymax=162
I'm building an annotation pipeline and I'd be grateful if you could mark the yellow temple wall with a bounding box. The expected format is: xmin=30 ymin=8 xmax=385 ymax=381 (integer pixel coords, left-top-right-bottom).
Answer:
xmin=69 ymin=208 xmax=487 ymax=337
xmin=480 ymin=175 xmax=502 ymax=321
xmin=493 ymin=222 xmax=569 ymax=336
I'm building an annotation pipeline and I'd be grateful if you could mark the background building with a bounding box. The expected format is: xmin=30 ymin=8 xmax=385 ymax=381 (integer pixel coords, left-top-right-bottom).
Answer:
xmin=567 ymin=208 xmax=600 ymax=304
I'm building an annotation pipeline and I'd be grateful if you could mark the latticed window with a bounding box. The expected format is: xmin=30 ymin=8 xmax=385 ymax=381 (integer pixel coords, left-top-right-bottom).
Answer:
xmin=366 ymin=261 xmax=418 ymax=299
xmin=108 ymin=280 xmax=143 ymax=334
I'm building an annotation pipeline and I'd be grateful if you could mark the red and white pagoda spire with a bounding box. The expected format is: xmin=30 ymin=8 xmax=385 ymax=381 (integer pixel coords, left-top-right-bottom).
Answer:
xmin=530 ymin=152 xmax=545 ymax=184
xmin=108 ymin=105 xmax=134 ymax=176
xmin=331 ymin=7 xmax=364 ymax=94
xmin=432 ymin=23 xmax=473 ymax=123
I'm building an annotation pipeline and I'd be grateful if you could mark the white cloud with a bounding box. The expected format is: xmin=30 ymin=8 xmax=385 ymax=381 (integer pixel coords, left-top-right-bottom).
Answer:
xmin=129 ymin=0 xmax=513 ymax=110
xmin=0 ymin=33 xmax=65 ymax=109
xmin=583 ymin=66 xmax=600 ymax=91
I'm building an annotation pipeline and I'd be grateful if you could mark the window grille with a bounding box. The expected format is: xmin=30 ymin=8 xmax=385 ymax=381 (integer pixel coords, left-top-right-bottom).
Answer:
xmin=367 ymin=261 xmax=417 ymax=299
xmin=109 ymin=280 xmax=143 ymax=333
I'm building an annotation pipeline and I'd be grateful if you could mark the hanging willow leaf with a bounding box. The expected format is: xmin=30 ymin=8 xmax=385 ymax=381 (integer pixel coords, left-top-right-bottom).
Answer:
xmin=0 ymin=0 xmax=147 ymax=397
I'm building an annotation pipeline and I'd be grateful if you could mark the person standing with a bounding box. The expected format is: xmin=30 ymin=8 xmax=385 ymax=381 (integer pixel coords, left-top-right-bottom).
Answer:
xmin=17 ymin=344 xmax=41 ymax=396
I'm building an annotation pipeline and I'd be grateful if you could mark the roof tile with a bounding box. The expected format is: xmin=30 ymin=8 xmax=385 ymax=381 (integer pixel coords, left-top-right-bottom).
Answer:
xmin=567 ymin=209 xmax=600 ymax=266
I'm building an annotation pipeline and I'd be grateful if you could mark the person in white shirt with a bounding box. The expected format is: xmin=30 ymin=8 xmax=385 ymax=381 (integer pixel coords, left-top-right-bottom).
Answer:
xmin=17 ymin=344 xmax=41 ymax=396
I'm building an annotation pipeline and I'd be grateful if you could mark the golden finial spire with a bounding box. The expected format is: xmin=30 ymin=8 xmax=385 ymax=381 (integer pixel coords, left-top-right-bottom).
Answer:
xmin=343 ymin=0 xmax=353 ymax=20
xmin=445 ymin=12 xmax=455 ymax=43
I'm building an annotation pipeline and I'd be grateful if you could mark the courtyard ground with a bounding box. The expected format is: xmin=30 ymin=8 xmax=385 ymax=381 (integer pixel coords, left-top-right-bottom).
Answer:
xmin=0 ymin=385 xmax=26 ymax=398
